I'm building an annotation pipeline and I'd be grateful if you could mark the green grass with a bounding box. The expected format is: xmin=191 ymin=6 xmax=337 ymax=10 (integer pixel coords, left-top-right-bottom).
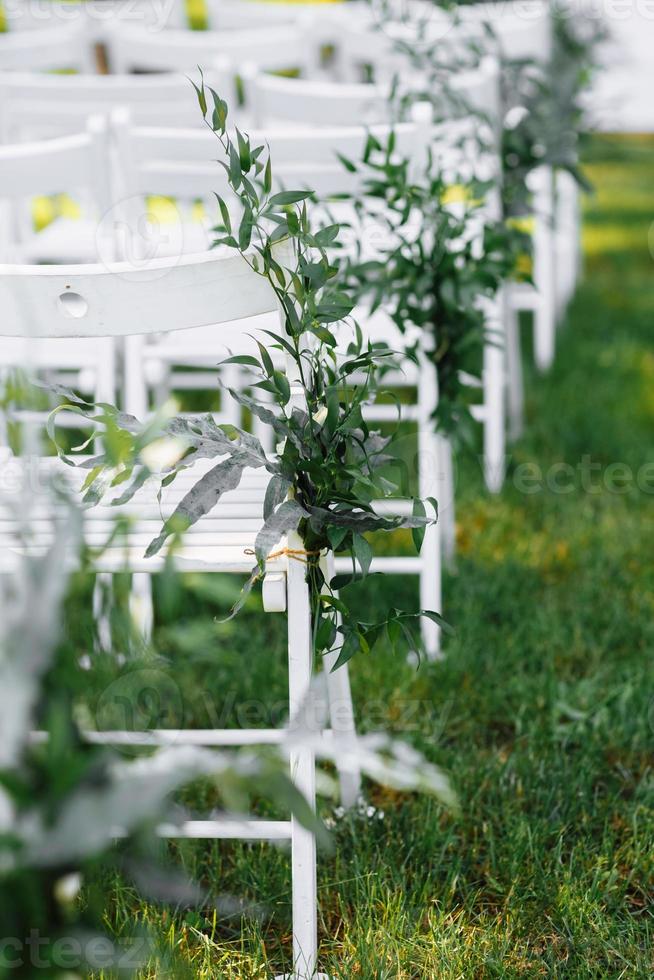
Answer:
xmin=86 ymin=135 xmax=654 ymax=977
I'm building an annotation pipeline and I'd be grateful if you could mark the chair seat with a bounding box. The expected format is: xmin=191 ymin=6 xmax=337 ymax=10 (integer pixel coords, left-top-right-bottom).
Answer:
xmin=14 ymin=217 xmax=101 ymax=265
xmin=13 ymin=217 xmax=212 ymax=265
xmin=0 ymin=454 xmax=281 ymax=575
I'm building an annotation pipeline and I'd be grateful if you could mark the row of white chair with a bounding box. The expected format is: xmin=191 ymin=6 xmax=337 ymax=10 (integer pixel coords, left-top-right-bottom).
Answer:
xmin=0 ymin=109 xmax=451 ymax=660
xmin=0 ymin=0 xmax=573 ymax=376
xmin=0 ymin=245 xmax=360 ymax=979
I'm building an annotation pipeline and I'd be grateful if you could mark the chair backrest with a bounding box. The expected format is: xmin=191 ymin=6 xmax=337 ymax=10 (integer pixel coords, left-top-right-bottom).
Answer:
xmin=0 ymin=20 xmax=95 ymax=73
xmin=334 ymin=6 xmax=482 ymax=80
xmin=105 ymin=20 xmax=316 ymax=75
xmin=458 ymin=1 xmax=552 ymax=63
xmin=0 ymin=116 xmax=112 ymax=217
xmin=0 ymin=116 xmax=115 ymax=272
xmin=111 ymin=109 xmax=425 ymax=207
xmin=0 ymin=250 xmax=278 ymax=338
xmin=248 ymin=71 xmax=392 ymax=128
xmin=3 ymin=0 xmax=188 ymax=33
xmin=0 ymin=71 xmax=212 ymax=140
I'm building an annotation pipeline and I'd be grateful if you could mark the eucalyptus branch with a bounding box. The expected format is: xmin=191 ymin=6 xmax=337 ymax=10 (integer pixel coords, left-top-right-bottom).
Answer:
xmin=43 ymin=83 xmax=449 ymax=667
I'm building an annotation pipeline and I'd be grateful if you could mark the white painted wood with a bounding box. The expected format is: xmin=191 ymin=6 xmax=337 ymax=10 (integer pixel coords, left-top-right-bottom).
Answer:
xmin=320 ymin=553 xmax=360 ymax=806
xmin=105 ymin=19 xmax=315 ymax=78
xmin=0 ymin=120 xmax=118 ymax=433
xmin=248 ymin=71 xmax=391 ymax=128
xmin=417 ymin=350 xmax=442 ymax=658
xmin=0 ymin=249 xmax=333 ymax=974
xmin=286 ymin=528 xmax=318 ymax=980
xmin=505 ymin=298 xmax=525 ymax=442
xmin=0 ymin=21 xmax=95 ymax=73
xmin=0 ymin=251 xmax=277 ymax=338
xmin=555 ymin=168 xmax=581 ymax=317
xmin=0 ymin=116 xmax=113 ymax=264
xmin=529 ymin=165 xmax=557 ymax=372
xmin=158 ymin=820 xmax=292 ymax=840
xmin=480 ymin=294 xmax=507 ymax=494
xmin=0 ymin=72 xmax=208 ymax=140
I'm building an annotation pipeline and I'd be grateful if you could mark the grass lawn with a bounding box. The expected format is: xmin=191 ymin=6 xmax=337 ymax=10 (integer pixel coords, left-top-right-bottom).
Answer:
xmin=87 ymin=135 xmax=654 ymax=977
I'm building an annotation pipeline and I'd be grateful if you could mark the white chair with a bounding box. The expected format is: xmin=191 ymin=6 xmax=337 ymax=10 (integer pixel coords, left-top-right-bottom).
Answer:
xmin=248 ymin=70 xmax=509 ymax=500
xmin=0 ymin=117 xmax=113 ymax=264
xmin=0 ymin=69 xmax=223 ymax=143
xmin=248 ymin=71 xmax=392 ymax=128
xmin=460 ymin=0 xmax=553 ymax=63
xmin=3 ymin=0 xmax=189 ymax=33
xmin=0 ymin=247 xmax=361 ymax=979
xmin=105 ymin=18 xmax=320 ymax=82
xmin=0 ymin=118 xmax=116 ymax=438
xmin=0 ymin=20 xmax=96 ymax=73
xmin=334 ymin=3 xmax=559 ymax=382
xmin=111 ymin=109 xmax=444 ymax=657
xmin=3 ymin=0 xmax=300 ymax=32
xmin=482 ymin=1 xmax=558 ymax=376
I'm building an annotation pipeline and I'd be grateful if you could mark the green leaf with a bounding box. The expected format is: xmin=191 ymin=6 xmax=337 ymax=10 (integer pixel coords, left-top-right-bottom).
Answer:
xmin=236 ymin=128 xmax=251 ymax=172
xmin=208 ymin=87 xmax=228 ymax=132
xmin=353 ymin=533 xmax=373 ymax=578
xmin=214 ymin=194 xmax=231 ymax=234
xmin=238 ymin=204 xmax=253 ymax=250
xmin=190 ymin=72 xmax=207 ymax=116
xmin=219 ymin=354 xmax=260 ymax=368
xmin=330 ymin=630 xmax=361 ymax=671
xmin=411 ymin=498 xmax=426 ymax=552
xmin=267 ymin=190 xmax=313 ymax=208
xmin=272 ymin=370 xmax=291 ymax=406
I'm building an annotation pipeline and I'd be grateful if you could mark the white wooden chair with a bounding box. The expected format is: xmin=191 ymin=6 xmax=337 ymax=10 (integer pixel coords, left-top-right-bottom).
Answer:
xmin=482 ymin=1 xmax=558 ymax=375
xmin=0 ymin=247 xmax=361 ymax=979
xmin=0 ymin=119 xmax=117 ymax=439
xmin=247 ymin=71 xmax=509 ymax=502
xmin=105 ymin=18 xmax=320 ymax=84
xmin=0 ymin=71 xmax=210 ymax=141
xmin=333 ymin=2 xmax=559 ymax=380
xmin=0 ymin=117 xmax=113 ymax=264
xmin=111 ymin=109 xmax=444 ymax=657
xmin=248 ymin=70 xmax=392 ymax=129
xmin=3 ymin=0 xmax=189 ymax=33
xmin=0 ymin=20 xmax=96 ymax=74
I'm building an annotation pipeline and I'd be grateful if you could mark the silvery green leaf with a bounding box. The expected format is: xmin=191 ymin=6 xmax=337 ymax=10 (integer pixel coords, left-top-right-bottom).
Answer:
xmin=263 ymin=474 xmax=291 ymax=520
xmin=226 ymin=389 xmax=289 ymax=440
xmin=110 ymin=466 xmax=151 ymax=507
xmin=145 ymin=457 xmax=246 ymax=557
xmin=308 ymin=506 xmax=429 ymax=534
xmin=254 ymin=499 xmax=309 ymax=563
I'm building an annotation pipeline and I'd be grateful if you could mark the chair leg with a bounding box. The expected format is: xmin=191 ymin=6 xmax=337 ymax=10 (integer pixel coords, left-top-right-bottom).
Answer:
xmin=417 ymin=425 xmax=442 ymax=660
xmin=285 ymin=536 xmax=318 ymax=979
xmin=505 ymin=299 xmax=525 ymax=443
xmin=415 ymin=351 xmax=443 ymax=657
xmin=438 ymin=436 xmax=457 ymax=563
xmin=93 ymin=572 xmax=113 ymax=653
xmin=129 ymin=572 xmax=154 ymax=643
xmin=531 ymin=165 xmax=556 ymax=372
xmin=482 ymin=299 xmax=506 ymax=495
xmin=123 ymin=335 xmax=148 ymax=419
xmin=320 ymin=555 xmax=360 ymax=809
